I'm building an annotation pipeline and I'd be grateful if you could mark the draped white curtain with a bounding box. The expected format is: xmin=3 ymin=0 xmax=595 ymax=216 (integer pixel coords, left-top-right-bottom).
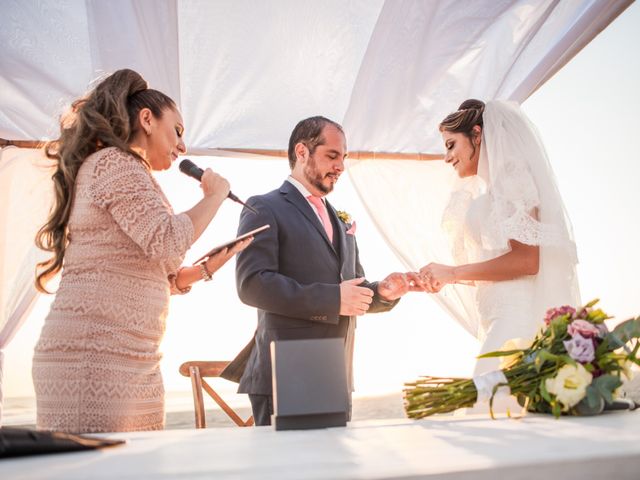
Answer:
xmin=0 ymin=0 xmax=632 ymax=411
xmin=343 ymin=0 xmax=631 ymax=337
xmin=0 ymin=147 xmax=54 ymax=423
xmin=0 ymin=0 xmax=385 ymax=147
xmin=1 ymin=0 xmax=629 ymax=151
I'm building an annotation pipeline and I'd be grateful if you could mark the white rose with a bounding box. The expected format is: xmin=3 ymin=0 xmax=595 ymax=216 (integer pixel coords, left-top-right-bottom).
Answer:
xmin=545 ymin=364 xmax=593 ymax=411
xmin=620 ymin=360 xmax=637 ymax=381
xmin=498 ymin=337 xmax=531 ymax=370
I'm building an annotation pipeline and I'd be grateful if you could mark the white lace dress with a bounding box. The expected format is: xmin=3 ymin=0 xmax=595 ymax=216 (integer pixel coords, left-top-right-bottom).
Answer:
xmin=464 ymin=194 xmax=541 ymax=376
xmin=442 ymin=101 xmax=581 ymax=414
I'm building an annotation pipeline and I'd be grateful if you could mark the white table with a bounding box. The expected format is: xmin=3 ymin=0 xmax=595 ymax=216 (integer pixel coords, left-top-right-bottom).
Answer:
xmin=2 ymin=413 xmax=639 ymax=479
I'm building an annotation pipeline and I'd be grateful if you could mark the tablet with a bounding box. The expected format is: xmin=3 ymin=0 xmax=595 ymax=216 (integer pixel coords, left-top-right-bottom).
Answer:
xmin=192 ymin=224 xmax=270 ymax=264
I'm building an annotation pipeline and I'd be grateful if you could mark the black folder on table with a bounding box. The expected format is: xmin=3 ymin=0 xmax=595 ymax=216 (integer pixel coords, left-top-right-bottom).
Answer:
xmin=270 ymin=338 xmax=349 ymax=430
xmin=0 ymin=427 xmax=125 ymax=458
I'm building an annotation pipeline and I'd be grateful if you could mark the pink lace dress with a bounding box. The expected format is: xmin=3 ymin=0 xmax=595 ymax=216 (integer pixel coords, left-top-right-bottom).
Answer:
xmin=33 ymin=147 xmax=193 ymax=433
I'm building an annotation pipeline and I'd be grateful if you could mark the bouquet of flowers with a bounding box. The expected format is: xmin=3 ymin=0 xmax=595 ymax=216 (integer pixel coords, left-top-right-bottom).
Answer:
xmin=404 ymin=300 xmax=640 ymax=418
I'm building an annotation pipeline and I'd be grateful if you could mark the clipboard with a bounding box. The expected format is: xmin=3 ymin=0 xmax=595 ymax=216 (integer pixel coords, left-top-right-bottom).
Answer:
xmin=0 ymin=427 xmax=126 ymax=458
xmin=193 ymin=224 xmax=270 ymax=264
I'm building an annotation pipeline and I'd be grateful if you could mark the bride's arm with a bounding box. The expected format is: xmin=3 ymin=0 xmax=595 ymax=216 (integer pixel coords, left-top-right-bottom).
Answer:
xmin=421 ymin=240 xmax=539 ymax=288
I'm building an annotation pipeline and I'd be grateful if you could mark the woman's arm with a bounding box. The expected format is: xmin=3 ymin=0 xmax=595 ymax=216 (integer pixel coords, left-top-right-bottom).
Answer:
xmin=421 ymin=240 xmax=539 ymax=288
xmin=183 ymin=168 xmax=230 ymax=242
xmin=421 ymin=207 xmax=541 ymax=288
xmin=173 ymin=237 xmax=253 ymax=292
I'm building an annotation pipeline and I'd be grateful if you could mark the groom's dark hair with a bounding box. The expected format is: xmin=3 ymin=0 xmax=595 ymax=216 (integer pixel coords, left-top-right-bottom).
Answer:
xmin=288 ymin=116 xmax=344 ymax=169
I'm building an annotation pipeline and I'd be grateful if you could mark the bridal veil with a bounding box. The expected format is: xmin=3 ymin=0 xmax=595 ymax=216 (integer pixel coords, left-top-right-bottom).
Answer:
xmin=442 ymin=100 xmax=581 ymax=337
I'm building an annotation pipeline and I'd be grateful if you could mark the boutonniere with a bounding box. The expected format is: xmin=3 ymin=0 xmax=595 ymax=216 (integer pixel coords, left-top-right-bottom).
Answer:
xmin=336 ymin=210 xmax=352 ymax=224
xmin=337 ymin=210 xmax=357 ymax=235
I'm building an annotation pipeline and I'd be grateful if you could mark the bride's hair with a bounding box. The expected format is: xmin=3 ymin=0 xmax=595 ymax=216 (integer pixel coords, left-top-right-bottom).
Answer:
xmin=439 ymin=99 xmax=485 ymax=159
xmin=439 ymin=99 xmax=485 ymax=136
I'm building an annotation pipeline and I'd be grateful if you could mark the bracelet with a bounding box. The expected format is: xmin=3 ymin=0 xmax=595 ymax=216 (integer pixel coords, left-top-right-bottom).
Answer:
xmin=199 ymin=263 xmax=213 ymax=282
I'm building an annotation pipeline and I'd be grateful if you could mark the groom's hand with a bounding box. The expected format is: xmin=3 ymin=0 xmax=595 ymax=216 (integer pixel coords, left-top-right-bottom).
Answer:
xmin=340 ymin=277 xmax=373 ymax=316
xmin=378 ymin=272 xmax=412 ymax=301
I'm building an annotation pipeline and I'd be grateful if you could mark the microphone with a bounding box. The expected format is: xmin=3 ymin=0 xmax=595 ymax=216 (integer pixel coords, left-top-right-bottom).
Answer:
xmin=179 ymin=159 xmax=258 ymax=214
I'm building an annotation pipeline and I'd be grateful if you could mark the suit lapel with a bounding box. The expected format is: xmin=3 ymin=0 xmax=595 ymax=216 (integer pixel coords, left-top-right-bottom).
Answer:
xmin=280 ymin=181 xmax=337 ymax=255
xmin=326 ymin=200 xmax=347 ymax=263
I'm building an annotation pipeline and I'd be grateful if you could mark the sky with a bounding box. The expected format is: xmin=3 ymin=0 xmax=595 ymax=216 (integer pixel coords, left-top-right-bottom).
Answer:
xmin=4 ymin=2 xmax=639 ymax=405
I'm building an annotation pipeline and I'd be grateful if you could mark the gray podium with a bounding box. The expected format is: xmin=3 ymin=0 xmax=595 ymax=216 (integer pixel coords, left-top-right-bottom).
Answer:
xmin=270 ymin=338 xmax=349 ymax=430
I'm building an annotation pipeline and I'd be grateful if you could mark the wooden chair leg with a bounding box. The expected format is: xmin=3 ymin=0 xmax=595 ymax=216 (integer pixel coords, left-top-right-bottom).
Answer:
xmin=181 ymin=361 xmax=255 ymax=428
xmin=189 ymin=366 xmax=206 ymax=429
xmin=201 ymin=379 xmax=254 ymax=427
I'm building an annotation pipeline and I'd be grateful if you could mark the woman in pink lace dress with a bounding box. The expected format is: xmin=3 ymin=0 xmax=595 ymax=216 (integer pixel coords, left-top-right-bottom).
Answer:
xmin=32 ymin=69 xmax=250 ymax=433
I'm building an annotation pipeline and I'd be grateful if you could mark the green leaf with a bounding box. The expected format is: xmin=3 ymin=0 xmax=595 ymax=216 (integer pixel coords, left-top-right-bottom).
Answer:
xmin=558 ymin=354 xmax=576 ymax=367
xmin=587 ymin=309 xmax=608 ymax=322
xmin=595 ymin=336 xmax=613 ymax=356
xmin=592 ymin=374 xmax=623 ymax=404
xmin=535 ymin=350 xmax=561 ymax=373
xmin=574 ymin=388 xmax=605 ymax=416
xmin=584 ymin=385 xmax=601 ymax=409
xmin=478 ymin=349 xmax=522 ymax=359
xmin=583 ymin=299 xmax=600 ymax=309
xmin=550 ymin=317 xmax=569 ymax=339
xmin=611 ymin=317 xmax=640 ymax=346
xmin=551 ymin=401 xmax=562 ymax=418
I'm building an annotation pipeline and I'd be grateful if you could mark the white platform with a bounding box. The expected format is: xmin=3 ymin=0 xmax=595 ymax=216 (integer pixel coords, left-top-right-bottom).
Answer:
xmin=2 ymin=413 xmax=639 ymax=480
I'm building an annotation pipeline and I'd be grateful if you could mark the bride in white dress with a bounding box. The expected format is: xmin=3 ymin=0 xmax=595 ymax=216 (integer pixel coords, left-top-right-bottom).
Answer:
xmin=418 ymin=99 xmax=581 ymax=410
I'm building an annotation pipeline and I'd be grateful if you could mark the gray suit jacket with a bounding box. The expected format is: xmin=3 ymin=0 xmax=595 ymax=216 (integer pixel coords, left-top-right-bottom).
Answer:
xmin=224 ymin=180 xmax=398 ymax=396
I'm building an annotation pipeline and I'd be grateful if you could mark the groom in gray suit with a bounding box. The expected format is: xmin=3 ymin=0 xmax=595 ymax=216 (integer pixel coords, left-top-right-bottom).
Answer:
xmin=229 ymin=116 xmax=411 ymax=426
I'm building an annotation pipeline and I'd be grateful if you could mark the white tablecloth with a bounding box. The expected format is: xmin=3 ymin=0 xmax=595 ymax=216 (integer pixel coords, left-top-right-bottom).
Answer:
xmin=2 ymin=413 xmax=639 ymax=479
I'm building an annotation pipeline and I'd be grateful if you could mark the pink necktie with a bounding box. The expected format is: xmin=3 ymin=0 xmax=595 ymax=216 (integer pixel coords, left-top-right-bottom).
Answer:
xmin=307 ymin=195 xmax=333 ymax=242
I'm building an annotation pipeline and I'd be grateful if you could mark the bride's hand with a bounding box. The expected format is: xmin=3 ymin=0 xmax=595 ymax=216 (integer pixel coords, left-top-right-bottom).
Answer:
xmin=402 ymin=270 xmax=442 ymax=293
xmin=419 ymin=263 xmax=456 ymax=290
xmin=404 ymin=271 xmax=432 ymax=292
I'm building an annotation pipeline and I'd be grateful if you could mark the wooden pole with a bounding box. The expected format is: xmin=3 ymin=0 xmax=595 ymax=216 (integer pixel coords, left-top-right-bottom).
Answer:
xmin=0 ymin=139 xmax=444 ymax=161
xmin=212 ymin=148 xmax=443 ymax=161
xmin=0 ymin=138 xmax=45 ymax=149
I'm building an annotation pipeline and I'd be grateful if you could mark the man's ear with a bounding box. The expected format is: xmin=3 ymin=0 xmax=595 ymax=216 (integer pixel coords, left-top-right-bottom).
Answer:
xmin=294 ymin=142 xmax=309 ymax=162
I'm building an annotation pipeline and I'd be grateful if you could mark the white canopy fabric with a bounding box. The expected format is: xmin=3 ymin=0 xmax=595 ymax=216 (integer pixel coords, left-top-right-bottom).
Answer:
xmin=0 ymin=0 xmax=632 ymax=423
xmin=342 ymin=0 xmax=630 ymax=336
xmin=0 ymin=147 xmax=54 ymax=422
xmin=1 ymin=0 xmax=630 ymax=152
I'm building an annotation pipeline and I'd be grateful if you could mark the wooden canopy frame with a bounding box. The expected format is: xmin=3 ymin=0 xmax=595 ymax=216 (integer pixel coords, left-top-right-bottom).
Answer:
xmin=0 ymin=139 xmax=443 ymax=161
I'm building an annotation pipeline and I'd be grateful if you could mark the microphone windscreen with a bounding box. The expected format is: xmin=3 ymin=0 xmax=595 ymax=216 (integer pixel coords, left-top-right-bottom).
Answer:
xmin=179 ymin=159 xmax=204 ymax=181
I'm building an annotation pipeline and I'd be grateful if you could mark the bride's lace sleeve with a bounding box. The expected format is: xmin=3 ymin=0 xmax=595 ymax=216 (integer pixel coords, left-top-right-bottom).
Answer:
xmin=481 ymin=103 xmax=575 ymax=252
xmin=88 ymin=147 xmax=194 ymax=260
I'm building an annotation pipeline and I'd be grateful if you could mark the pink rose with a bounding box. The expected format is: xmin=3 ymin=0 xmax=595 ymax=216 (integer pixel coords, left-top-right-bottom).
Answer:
xmin=568 ymin=319 xmax=600 ymax=338
xmin=563 ymin=333 xmax=595 ymax=363
xmin=544 ymin=305 xmax=576 ymax=325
